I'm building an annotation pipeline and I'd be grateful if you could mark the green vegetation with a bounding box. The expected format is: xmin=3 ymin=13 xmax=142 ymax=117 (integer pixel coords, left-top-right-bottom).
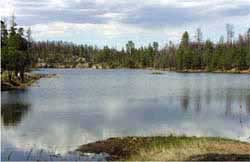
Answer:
xmin=30 ymin=25 xmax=250 ymax=72
xmin=1 ymin=17 xmax=250 ymax=73
xmin=1 ymin=17 xmax=56 ymax=91
xmin=77 ymin=136 xmax=250 ymax=161
xmin=1 ymin=16 xmax=33 ymax=83
xmin=1 ymin=71 xmax=51 ymax=91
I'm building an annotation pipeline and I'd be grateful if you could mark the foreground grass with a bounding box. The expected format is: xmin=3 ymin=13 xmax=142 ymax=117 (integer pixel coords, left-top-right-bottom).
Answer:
xmin=77 ymin=136 xmax=250 ymax=161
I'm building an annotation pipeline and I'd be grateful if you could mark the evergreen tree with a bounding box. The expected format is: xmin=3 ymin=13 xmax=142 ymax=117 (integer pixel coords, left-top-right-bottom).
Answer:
xmin=126 ymin=41 xmax=135 ymax=55
xmin=1 ymin=16 xmax=32 ymax=82
xmin=1 ymin=20 xmax=9 ymax=72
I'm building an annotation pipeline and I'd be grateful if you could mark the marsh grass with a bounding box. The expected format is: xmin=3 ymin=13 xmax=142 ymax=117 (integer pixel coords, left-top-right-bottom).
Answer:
xmin=128 ymin=136 xmax=250 ymax=161
xmin=78 ymin=136 xmax=250 ymax=161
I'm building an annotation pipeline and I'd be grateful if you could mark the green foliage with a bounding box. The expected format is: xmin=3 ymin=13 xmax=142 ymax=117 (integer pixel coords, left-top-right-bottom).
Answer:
xmin=23 ymin=28 xmax=250 ymax=71
xmin=3 ymin=19 xmax=248 ymax=72
xmin=181 ymin=31 xmax=189 ymax=48
xmin=1 ymin=17 xmax=32 ymax=82
xmin=126 ymin=40 xmax=135 ymax=55
xmin=246 ymin=49 xmax=250 ymax=68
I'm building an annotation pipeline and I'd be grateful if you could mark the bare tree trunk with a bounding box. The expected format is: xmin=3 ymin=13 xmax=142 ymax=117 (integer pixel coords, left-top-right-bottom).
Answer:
xmin=8 ymin=71 xmax=12 ymax=82
xmin=20 ymin=69 xmax=25 ymax=83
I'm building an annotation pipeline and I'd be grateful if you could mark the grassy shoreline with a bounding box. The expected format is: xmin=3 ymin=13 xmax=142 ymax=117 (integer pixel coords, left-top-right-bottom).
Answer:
xmin=1 ymin=72 xmax=55 ymax=91
xmin=77 ymin=136 xmax=250 ymax=161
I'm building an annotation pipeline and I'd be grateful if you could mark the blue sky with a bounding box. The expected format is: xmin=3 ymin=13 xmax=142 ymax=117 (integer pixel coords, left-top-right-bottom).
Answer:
xmin=1 ymin=0 xmax=250 ymax=48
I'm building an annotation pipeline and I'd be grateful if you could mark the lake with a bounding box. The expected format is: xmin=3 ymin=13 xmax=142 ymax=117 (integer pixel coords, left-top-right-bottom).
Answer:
xmin=1 ymin=69 xmax=250 ymax=160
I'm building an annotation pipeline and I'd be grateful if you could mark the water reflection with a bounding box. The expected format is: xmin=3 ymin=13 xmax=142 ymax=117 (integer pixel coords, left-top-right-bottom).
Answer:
xmin=180 ymin=89 xmax=190 ymax=112
xmin=1 ymin=102 xmax=30 ymax=127
xmin=1 ymin=69 xmax=250 ymax=161
xmin=1 ymin=90 xmax=31 ymax=127
xmin=225 ymin=93 xmax=232 ymax=116
xmin=194 ymin=90 xmax=201 ymax=113
xmin=246 ymin=95 xmax=250 ymax=115
xmin=205 ymin=88 xmax=211 ymax=105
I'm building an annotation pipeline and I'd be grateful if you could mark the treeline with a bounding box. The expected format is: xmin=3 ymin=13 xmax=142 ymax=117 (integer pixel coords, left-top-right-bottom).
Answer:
xmin=31 ymin=26 xmax=250 ymax=71
xmin=31 ymin=41 xmax=97 ymax=66
xmin=1 ymin=16 xmax=250 ymax=74
xmin=1 ymin=16 xmax=33 ymax=82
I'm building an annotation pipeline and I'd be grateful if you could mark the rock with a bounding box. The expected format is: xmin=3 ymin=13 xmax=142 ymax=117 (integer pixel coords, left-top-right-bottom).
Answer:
xmin=75 ymin=63 xmax=89 ymax=68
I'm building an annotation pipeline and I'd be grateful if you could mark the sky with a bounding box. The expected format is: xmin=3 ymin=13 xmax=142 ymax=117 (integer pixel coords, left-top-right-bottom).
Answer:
xmin=1 ymin=0 xmax=250 ymax=48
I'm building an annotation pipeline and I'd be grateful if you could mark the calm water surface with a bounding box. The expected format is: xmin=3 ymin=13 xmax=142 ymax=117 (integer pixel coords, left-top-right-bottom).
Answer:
xmin=1 ymin=69 xmax=250 ymax=160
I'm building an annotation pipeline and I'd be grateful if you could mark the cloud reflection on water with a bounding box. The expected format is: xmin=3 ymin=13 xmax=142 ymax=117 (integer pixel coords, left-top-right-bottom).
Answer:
xmin=1 ymin=69 xmax=250 ymax=159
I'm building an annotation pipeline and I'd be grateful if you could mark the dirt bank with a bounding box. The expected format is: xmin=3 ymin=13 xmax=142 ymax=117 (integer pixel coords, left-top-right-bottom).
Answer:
xmin=1 ymin=72 xmax=56 ymax=91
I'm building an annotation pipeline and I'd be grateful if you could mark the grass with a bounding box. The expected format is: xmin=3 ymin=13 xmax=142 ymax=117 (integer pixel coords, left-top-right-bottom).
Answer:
xmin=77 ymin=136 xmax=250 ymax=161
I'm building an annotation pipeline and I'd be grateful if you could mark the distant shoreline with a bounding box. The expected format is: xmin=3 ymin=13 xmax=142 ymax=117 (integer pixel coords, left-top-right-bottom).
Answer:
xmin=174 ymin=68 xmax=250 ymax=74
xmin=1 ymin=67 xmax=249 ymax=91
xmin=77 ymin=136 xmax=250 ymax=161
xmin=34 ymin=64 xmax=250 ymax=74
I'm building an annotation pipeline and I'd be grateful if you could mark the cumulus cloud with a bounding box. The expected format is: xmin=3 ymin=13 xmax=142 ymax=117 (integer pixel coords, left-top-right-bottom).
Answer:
xmin=29 ymin=22 xmax=142 ymax=38
xmin=1 ymin=0 xmax=249 ymax=46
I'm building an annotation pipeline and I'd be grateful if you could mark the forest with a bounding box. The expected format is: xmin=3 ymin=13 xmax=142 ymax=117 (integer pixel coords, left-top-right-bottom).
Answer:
xmin=1 ymin=17 xmax=33 ymax=82
xmin=29 ymin=26 xmax=250 ymax=71
xmin=1 ymin=17 xmax=250 ymax=81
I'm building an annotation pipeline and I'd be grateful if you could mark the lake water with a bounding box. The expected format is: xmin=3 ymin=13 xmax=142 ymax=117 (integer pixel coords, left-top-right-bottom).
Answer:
xmin=1 ymin=69 xmax=250 ymax=160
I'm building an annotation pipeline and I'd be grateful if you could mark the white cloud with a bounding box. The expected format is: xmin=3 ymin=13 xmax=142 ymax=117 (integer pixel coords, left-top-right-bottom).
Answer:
xmin=2 ymin=0 xmax=249 ymax=47
xmin=28 ymin=21 xmax=147 ymax=39
xmin=0 ymin=0 xmax=15 ymax=17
